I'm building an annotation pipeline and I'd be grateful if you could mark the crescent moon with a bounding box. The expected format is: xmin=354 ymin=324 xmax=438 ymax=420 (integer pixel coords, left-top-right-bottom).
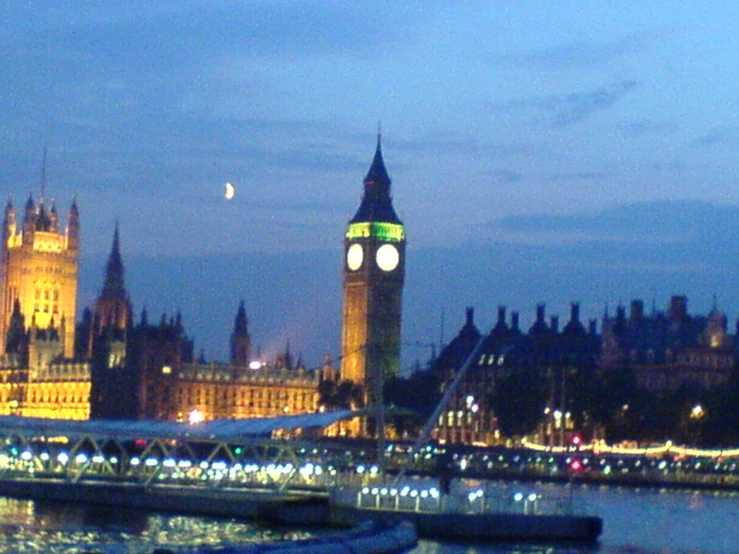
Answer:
xmin=224 ymin=182 xmax=235 ymax=200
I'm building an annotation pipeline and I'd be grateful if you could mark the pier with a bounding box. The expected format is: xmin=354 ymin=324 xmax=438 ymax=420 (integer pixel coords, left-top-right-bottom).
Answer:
xmin=0 ymin=412 xmax=602 ymax=543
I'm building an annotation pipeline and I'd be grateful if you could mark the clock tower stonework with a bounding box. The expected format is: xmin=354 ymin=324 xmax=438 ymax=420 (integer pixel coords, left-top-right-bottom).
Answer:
xmin=340 ymin=136 xmax=405 ymax=402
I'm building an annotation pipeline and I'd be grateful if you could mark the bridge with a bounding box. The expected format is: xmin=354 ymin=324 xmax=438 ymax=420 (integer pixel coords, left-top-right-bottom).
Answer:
xmin=0 ymin=411 xmax=377 ymax=494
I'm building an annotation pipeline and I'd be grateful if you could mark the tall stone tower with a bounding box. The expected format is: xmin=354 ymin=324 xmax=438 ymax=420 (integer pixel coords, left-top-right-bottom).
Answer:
xmin=340 ymin=135 xmax=406 ymax=402
xmin=89 ymin=226 xmax=133 ymax=419
xmin=0 ymin=195 xmax=79 ymax=358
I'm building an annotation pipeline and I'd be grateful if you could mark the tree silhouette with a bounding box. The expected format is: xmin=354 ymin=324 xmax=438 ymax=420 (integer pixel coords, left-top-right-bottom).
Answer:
xmin=492 ymin=367 xmax=548 ymax=437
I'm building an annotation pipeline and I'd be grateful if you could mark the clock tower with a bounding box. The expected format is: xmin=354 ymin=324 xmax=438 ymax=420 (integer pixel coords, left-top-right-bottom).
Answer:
xmin=340 ymin=135 xmax=405 ymax=403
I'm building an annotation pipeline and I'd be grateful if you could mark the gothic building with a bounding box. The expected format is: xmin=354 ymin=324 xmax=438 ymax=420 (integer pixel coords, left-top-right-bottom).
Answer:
xmin=601 ymin=296 xmax=735 ymax=391
xmin=0 ymin=208 xmax=332 ymax=422
xmin=432 ymin=304 xmax=600 ymax=446
xmin=340 ymin=135 xmax=406 ymax=404
xmin=89 ymin=226 xmax=135 ymax=419
xmin=431 ymin=295 xmax=739 ymax=446
xmin=85 ymin=228 xmax=330 ymax=422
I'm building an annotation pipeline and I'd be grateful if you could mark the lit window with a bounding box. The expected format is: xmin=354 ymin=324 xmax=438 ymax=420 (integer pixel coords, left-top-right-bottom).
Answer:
xmin=162 ymin=366 xmax=172 ymax=374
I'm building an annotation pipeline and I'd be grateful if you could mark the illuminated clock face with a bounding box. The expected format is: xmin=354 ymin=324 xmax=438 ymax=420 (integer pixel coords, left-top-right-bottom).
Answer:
xmin=347 ymin=243 xmax=363 ymax=270
xmin=376 ymin=243 xmax=400 ymax=271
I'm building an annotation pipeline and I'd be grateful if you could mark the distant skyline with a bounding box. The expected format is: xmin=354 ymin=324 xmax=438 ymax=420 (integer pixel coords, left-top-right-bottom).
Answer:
xmin=77 ymin=199 xmax=739 ymax=370
xmin=4 ymin=3 xmax=739 ymax=365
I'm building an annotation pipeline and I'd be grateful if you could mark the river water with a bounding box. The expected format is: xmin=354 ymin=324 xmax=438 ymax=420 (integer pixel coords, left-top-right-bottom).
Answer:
xmin=1 ymin=481 xmax=737 ymax=553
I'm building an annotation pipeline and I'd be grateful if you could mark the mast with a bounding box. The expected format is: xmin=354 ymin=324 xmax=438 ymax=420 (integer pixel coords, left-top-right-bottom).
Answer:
xmin=392 ymin=335 xmax=487 ymax=485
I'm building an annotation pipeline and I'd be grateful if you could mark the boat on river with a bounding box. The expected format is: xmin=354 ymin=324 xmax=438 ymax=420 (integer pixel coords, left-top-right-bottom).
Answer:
xmin=262 ymin=481 xmax=602 ymax=543
xmin=325 ymin=483 xmax=602 ymax=542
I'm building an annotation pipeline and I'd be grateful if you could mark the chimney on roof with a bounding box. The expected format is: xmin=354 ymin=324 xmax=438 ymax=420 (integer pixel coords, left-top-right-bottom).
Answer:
xmin=669 ymin=295 xmax=688 ymax=322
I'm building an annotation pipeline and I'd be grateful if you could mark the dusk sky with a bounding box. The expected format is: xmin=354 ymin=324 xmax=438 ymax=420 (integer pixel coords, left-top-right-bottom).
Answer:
xmin=3 ymin=2 xmax=739 ymax=367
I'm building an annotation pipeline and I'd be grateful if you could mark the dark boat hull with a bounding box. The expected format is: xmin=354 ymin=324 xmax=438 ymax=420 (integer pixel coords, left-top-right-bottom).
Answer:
xmin=329 ymin=506 xmax=603 ymax=543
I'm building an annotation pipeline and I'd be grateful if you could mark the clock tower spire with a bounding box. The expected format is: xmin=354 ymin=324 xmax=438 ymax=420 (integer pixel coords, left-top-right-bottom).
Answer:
xmin=340 ymin=134 xmax=406 ymax=405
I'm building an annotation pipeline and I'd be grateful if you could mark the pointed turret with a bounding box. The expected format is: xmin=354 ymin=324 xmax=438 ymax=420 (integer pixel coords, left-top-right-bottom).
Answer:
xmin=296 ymin=353 xmax=306 ymax=373
xmin=233 ymin=301 xmax=248 ymax=335
xmin=350 ymin=134 xmax=402 ymax=225
xmin=5 ymin=298 xmax=26 ymax=355
xmin=100 ymin=225 xmax=126 ymax=302
xmin=23 ymin=193 xmax=35 ymax=222
xmin=67 ymin=196 xmax=80 ymax=249
xmin=284 ymin=341 xmax=293 ymax=371
xmin=35 ymin=201 xmax=51 ymax=231
xmin=230 ymin=300 xmax=251 ymax=367
xmin=49 ymin=200 xmax=59 ymax=232
xmin=22 ymin=193 xmax=36 ymax=238
xmin=3 ymin=197 xmax=16 ymax=247
xmin=91 ymin=225 xmax=131 ymax=344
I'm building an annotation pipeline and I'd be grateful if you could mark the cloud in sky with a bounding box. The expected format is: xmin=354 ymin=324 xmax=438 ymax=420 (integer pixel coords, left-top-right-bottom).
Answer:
xmin=485 ymin=200 xmax=739 ymax=250
xmin=489 ymin=81 xmax=639 ymax=127
xmin=495 ymin=31 xmax=663 ymax=69
xmin=546 ymin=171 xmax=612 ymax=183
xmin=3 ymin=4 xmax=739 ymax=262
xmin=693 ymin=126 xmax=739 ymax=147
xmin=489 ymin=170 xmax=523 ymax=185
xmin=620 ymin=119 xmax=680 ymax=137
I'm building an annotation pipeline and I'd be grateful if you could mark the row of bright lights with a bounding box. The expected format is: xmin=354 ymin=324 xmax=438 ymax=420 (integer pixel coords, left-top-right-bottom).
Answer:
xmin=1 ymin=452 xmax=327 ymax=477
xmin=522 ymin=439 xmax=739 ymax=459
xmin=359 ymin=485 xmax=539 ymax=504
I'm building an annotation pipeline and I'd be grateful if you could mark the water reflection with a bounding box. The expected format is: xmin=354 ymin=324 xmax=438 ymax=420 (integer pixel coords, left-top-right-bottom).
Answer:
xmin=0 ymin=497 xmax=311 ymax=553
xmin=2 ymin=483 xmax=739 ymax=554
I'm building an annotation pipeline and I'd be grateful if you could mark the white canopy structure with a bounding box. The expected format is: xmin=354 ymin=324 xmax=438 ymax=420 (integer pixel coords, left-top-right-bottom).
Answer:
xmin=0 ymin=409 xmax=360 ymax=442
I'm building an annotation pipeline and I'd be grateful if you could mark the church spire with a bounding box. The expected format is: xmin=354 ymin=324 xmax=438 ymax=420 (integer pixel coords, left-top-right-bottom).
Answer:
xmin=233 ymin=300 xmax=248 ymax=335
xmin=363 ymin=131 xmax=391 ymax=188
xmin=100 ymin=224 xmax=126 ymax=301
xmin=350 ymin=133 xmax=402 ymax=225
xmin=91 ymin=224 xmax=131 ymax=340
xmin=230 ymin=300 xmax=251 ymax=367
